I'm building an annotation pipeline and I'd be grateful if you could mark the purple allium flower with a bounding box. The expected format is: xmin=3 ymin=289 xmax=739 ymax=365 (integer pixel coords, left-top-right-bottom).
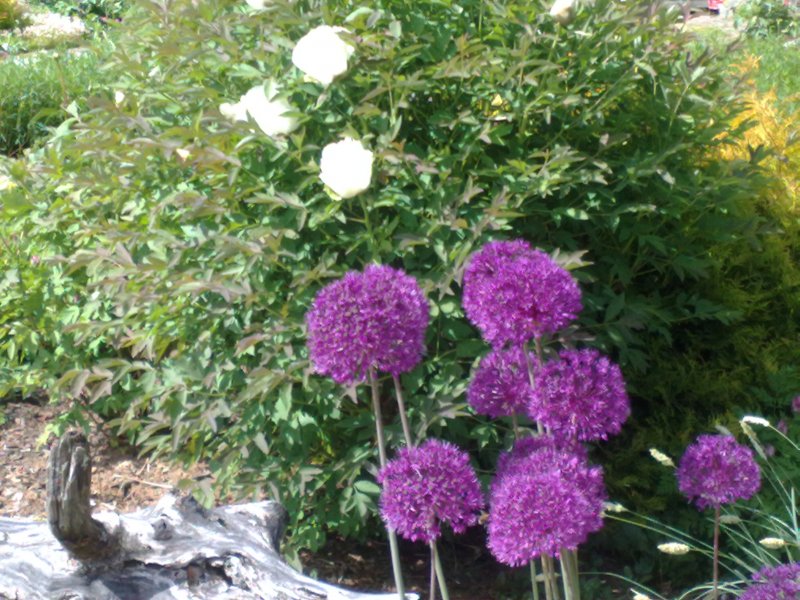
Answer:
xmin=527 ymin=348 xmax=630 ymax=441
xmin=487 ymin=436 xmax=606 ymax=565
xmin=740 ymin=562 xmax=800 ymax=600
xmin=306 ymin=264 xmax=429 ymax=385
xmin=777 ymin=420 xmax=789 ymax=435
xmin=676 ymin=434 xmax=761 ymax=510
xmin=792 ymin=396 xmax=800 ymax=414
xmin=462 ymin=240 xmax=582 ymax=347
xmin=378 ymin=439 xmax=484 ymax=544
xmin=467 ymin=345 xmax=536 ymax=418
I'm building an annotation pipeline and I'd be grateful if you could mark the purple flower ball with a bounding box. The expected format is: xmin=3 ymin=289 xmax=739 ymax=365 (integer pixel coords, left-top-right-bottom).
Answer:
xmin=676 ymin=434 xmax=761 ymax=510
xmin=792 ymin=396 xmax=800 ymax=414
xmin=306 ymin=264 xmax=429 ymax=385
xmin=487 ymin=436 xmax=606 ymax=565
xmin=467 ymin=345 xmax=536 ymax=418
xmin=378 ymin=439 xmax=484 ymax=544
xmin=462 ymin=240 xmax=582 ymax=347
xmin=527 ymin=348 xmax=630 ymax=442
xmin=740 ymin=562 xmax=800 ymax=600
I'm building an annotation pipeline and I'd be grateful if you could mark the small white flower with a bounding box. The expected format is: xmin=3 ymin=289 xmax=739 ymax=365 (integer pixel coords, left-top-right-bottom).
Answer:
xmin=759 ymin=537 xmax=788 ymax=549
xmin=114 ymin=90 xmax=125 ymax=106
xmin=176 ymin=148 xmax=191 ymax=161
xmin=649 ymin=448 xmax=675 ymax=468
xmin=741 ymin=415 xmax=770 ymax=427
xmin=291 ymin=25 xmax=355 ymax=86
xmin=602 ymin=501 xmax=627 ymax=514
xmin=632 ymin=592 xmax=653 ymax=600
xmin=549 ymin=0 xmax=576 ymax=24
xmin=319 ymin=137 xmax=373 ymax=199
xmin=657 ymin=542 xmax=691 ymax=555
xmin=220 ymin=101 xmax=248 ymax=122
xmin=719 ymin=514 xmax=742 ymax=525
xmin=240 ymin=82 xmax=298 ymax=137
xmin=244 ymin=0 xmax=267 ymax=9
xmin=0 ymin=175 xmax=16 ymax=191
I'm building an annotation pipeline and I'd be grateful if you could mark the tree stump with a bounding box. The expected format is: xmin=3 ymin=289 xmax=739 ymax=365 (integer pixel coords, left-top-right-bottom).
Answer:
xmin=0 ymin=432 xmax=417 ymax=600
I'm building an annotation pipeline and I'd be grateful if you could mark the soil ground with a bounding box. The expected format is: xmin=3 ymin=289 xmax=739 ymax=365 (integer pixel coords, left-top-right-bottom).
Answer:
xmin=0 ymin=398 xmax=521 ymax=599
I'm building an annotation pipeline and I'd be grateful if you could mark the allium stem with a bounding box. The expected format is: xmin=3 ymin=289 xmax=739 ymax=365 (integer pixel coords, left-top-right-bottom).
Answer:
xmin=430 ymin=542 xmax=437 ymax=600
xmin=432 ymin=540 xmax=450 ymax=600
xmin=559 ymin=549 xmax=580 ymax=600
xmin=392 ymin=374 xmax=414 ymax=448
xmin=713 ymin=505 xmax=720 ymax=600
xmin=542 ymin=555 xmax=561 ymax=600
xmin=523 ymin=346 xmax=545 ymax=436
xmin=529 ymin=560 xmax=541 ymax=600
xmin=369 ymin=368 xmax=406 ymax=599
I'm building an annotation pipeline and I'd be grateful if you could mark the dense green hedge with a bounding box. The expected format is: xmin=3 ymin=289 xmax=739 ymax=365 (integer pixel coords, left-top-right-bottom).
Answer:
xmin=0 ymin=51 xmax=109 ymax=156
xmin=1 ymin=0 xmax=789 ymax=554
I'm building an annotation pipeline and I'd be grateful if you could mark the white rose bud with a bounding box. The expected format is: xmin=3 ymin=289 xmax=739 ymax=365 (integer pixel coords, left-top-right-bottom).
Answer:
xmin=319 ymin=137 xmax=373 ymax=199
xmin=549 ymin=0 xmax=576 ymax=24
xmin=759 ymin=537 xmax=788 ymax=549
xmin=240 ymin=82 xmax=298 ymax=137
xmin=657 ymin=542 xmax=691 ymax=555
xmin=292 ymin=25 xmax=355 ymax=86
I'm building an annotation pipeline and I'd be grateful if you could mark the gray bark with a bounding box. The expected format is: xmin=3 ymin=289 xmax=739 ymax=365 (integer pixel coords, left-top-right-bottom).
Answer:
xmin=0 ymin=432 xmax=416 ymax=600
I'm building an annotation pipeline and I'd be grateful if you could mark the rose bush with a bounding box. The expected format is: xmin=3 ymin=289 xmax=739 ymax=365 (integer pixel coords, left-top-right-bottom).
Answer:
xmin=0 ymin=0 xmax=783 ymax=561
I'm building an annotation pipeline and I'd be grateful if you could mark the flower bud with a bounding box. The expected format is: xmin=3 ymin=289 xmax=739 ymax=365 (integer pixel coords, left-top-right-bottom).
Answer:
xmin=759 ymin=537 xmax=787 ymax=549
xmin=657 ymin=542 xmax=691 ymax=555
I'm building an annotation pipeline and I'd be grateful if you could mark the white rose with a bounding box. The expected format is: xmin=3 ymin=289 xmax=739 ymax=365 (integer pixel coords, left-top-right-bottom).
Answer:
xmin=319 ymin=137 xmax=373 ymax=199
xmin=549 ymin=0 xmax=576 ymax=24
xmin=291 ymin=25 xmax=355 ymax=86
xmin=220 ymin=101 xmax=248 ymax=122
xmin=240 ymin=82 xmax=298 ymax=137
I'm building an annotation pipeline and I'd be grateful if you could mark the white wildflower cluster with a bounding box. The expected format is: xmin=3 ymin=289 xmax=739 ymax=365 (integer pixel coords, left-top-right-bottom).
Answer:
xmin=18 ymin=11 xmax=86 ymax=42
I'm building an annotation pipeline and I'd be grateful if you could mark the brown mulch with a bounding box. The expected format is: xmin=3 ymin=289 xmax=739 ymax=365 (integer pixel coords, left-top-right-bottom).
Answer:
xmin=0 ymin=399 xmax=208 ymax=519
xmin=0 ymin=398 xmax=524 ymax=599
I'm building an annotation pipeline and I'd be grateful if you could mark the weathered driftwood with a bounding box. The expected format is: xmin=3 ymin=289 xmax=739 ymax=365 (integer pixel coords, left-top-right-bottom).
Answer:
xmin=0 ymin=431 xmax=416 ymax=600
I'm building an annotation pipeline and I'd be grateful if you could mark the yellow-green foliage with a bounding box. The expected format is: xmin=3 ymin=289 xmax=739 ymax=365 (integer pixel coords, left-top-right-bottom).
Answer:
xmin=718 ymin=54 xmax=800 ymax=215
xmin=0 ymin=0 xmax=24 ymax=30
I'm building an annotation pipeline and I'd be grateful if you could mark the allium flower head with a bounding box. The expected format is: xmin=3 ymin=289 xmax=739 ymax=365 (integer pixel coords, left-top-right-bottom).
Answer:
xmin=488 ymin=436 xmax=606 ymax=565
xmin=378 ymin=439 xmax=484 ymax=543
xmin=740 ymin=562 xmax=800 ymax=600
xmin=676 ymin=434 xmax=761 ymax=510
xmin=306 ymin=265 xmax=429 ymax=385
xmin=462 ymin=240 xmax=582 ymax=347
xmin=792 ymin=395 xmax=800 ymax=414
xmin=467 ymin=345 xmax=535 ymax=418
xmin=527 ymin=348 xmax=630 ymax=441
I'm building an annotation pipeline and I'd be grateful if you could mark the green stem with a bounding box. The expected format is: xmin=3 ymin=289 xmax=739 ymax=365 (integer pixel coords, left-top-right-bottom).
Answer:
xmin=392 ymin=374 xmax=414 ymax=448
xmin=430 ymin=542 xmax=437 ymax=600
xmin=369 ymin=368 xmax=406 ymax=599
xmin=530 ymin=560 xmax=541 ymax=600
xmin=433 ymin=540 xmax=450 ymax=600
xmin=523 ymin=346 xmax=544 ymax=435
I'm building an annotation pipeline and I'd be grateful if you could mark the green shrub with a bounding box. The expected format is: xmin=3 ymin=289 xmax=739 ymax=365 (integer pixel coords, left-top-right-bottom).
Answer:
xmin=735 ymin=0 xmax=800 ymax=38
xmin=0 ymin=0 xmax=24 ymax=30
xmin=0 ymin=50 xmax=112 ymax=156
xmin=1 ymin=0 xmax=774 ymax=552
